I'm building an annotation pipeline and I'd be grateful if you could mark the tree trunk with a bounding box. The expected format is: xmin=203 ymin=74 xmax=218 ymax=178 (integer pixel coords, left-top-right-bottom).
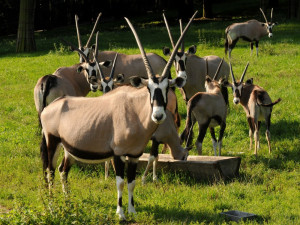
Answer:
xmin=16 ymin=0 xmax=36 ymax=52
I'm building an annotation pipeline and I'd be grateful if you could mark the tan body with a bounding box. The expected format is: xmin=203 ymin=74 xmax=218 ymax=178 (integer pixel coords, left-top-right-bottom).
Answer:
xmin=98 ymin=51 xmax=168 ymax=83
xmin=181 ymin=55 xmax=229 ymax=101
xmin=181 ymin=77 xmax=227 ymax=156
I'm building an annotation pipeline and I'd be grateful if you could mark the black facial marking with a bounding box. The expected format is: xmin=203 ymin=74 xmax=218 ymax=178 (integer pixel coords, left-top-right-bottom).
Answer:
xmin=178 ymin=60 xmax=185 ymax=71
xmin=153 ymin=88 xmax=165 ymax=107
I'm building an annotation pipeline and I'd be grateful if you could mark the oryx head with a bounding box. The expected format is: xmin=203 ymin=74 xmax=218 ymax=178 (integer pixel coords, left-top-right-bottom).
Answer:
xmin=227 ymin=62 xmax=250 ymax=105
xmin=125 ymin=15 xmax=195 ymax=124
xmin=204 ymin=57 xmax=225 ymax=92
xmin=260 ymin=8 xmax=277 ymax=38
xmin=75 ymin=13 xmax=102 ymax=63
xmin=94 ymin=52 xmax=123 ymax=94
xmin=162 ymin=12 xmax=198 ymax=86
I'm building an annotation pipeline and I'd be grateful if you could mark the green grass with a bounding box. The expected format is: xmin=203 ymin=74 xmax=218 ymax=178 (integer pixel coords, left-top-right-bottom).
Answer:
xmin=0 ymin=17 xmax=299 ymax=224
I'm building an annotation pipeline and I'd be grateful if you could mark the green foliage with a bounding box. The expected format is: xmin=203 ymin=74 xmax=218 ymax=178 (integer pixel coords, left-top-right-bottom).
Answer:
xmin=0 ymin=18 xmax=299 ymax=224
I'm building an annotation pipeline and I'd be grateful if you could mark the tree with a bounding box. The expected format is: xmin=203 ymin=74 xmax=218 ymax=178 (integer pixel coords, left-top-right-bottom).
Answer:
xmin=16 ymin=0 xmax=37 ymax=52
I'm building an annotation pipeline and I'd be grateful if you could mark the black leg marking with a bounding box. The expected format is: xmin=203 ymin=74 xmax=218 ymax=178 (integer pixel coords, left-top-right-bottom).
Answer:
xmin=127 ymin=159 xmax=138 ymax=184
xmin=210 ymin=127 xmax=217 ymax=142
xmin=114 ymin=156 xmax=125 ymax=179
xmin=197 ymin=119 xmax=211 ymax=144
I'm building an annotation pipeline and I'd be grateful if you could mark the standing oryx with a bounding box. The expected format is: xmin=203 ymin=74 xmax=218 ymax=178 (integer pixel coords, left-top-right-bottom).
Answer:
xmin=225 ymin=8 xmax=278 ymax=58
xmin=180 ymin=59 xmax=228 ymax=156
xmin=162 ymin=12 xmax=230 ymax=102
xmin=34 ymin=32 xmax=113 ymax=117
xmin=40 ymin=16 xmax=193 ymax=220
xmin=227 ymin=62 xmax=281 ymax=155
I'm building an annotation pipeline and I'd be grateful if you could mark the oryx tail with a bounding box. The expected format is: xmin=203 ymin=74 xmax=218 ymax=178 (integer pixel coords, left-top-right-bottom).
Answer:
xmin=259 ymin=98 xmax=281 ymax=107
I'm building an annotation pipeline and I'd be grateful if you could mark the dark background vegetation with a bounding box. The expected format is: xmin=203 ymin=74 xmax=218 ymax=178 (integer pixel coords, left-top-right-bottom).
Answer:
xmin=1 ymin=0 xmax=299 ymax=36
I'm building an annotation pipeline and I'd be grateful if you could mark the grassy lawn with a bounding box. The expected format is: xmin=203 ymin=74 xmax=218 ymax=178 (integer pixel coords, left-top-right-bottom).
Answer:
xmin=0 ymin=16 xmax=299 ymax=224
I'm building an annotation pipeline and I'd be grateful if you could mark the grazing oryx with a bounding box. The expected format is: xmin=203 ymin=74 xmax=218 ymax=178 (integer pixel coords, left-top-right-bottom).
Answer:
xmin=40 ymin=16 xmax=193 ymax=220
xmin=34 ymin=33 xmax=113 ymax=117
xmin=75 ymin=13 xmax=102 ymax=63
xmin=227 ymin=62 xmax=281 ymax=155
xmin=162 ymin=12 xmax=230 ymax=102
xmin=180 ymin=59 xmax=228 ymax=156
xmin=225 ymin=8 xmax=278 ymax=58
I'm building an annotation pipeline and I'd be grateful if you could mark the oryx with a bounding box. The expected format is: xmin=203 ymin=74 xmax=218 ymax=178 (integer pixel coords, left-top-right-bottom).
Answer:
xmin=162 ymin=12 xmax=230 ymax=102
xmin=180 ymin=58 xmax=228 ymax=156
xmin=225 ymin=8 xmax=278 ymax=57
xmin=226 ymin=62 xmax=281 ymax=155
xmin=40 ymin=16 xmax=193 ymax=220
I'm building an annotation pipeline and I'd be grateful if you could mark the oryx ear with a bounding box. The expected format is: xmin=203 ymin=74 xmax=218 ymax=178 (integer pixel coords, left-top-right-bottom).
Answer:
xmin=245 ymin=78 xmax=253 ymax=85
xmin=99 ymin=60 xmax=112 ymax=68
xmin=114 ymin=74 xmax=125 ymax=84
xmin=77 ymin=66 xmax=83 ymax=73
xmin=169 ymin=77 xmax=185 ymax=88
xmin=130 ymin=76 xmax=148 ymax=88
xmin=273 ymin=22 xmax=278 ymax=26
xmin=187 ymin=45 xmax=197 ymax=55
xmin=162 ymin=47 xmax=171 ymax=56
xmin=222 ymin=80 xmax=232 ymax=88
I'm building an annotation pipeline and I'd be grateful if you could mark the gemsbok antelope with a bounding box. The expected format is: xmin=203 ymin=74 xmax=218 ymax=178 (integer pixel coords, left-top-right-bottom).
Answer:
xmin=162 ymin=12 xmax=230 ymax=102
xmin=225 ymin=8 xmax=278 ymax=58
xmin=40 ymin=16 xmax=193 ymax=220
xmin=180 ymin=58 xmax=228 ymax=156
xmin=227 ymin=62 xmax=281 ymax=155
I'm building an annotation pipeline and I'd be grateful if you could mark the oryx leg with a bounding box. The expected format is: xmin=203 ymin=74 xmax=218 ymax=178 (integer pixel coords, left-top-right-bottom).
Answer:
xmin=142 ymin=139 xmax=160 ymax=184
xmin=114 ymin=155 xmax=126 ymax=220
xmin=255 ymin=41 xmax=259 ymax=57
xmin=247 ymin=117 xmax=255 ymax=151
xmin=218 ymin=122 xmax=226 ymax=156
xmin=105 ymin=159 xmax=116 ymax=179
xmin=228 ymin=38 xmax=239 ymax=58
xmin=265 ymin=114 xmax=272 ymax=153
xmin=180 ymin=113 xmax=196 ymax=147
xmin=196 ymin=120 xmax=210 ymax=155
xmin=254 ymin=122 xmax=260 ymax=155
xmin=58 ymin=153 xmax=75 ymax=196
xmin=209 ymin=127 xmax=217 ymax=156
xmin=250 ymin=42 xmax=254 ymax=55
xmin=127 ymin=157 xmax=139 ymax=215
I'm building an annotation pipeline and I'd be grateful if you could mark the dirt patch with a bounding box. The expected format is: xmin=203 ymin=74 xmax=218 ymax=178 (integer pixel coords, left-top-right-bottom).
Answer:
xmin=0 ymin=205 xmax=10 ymax=214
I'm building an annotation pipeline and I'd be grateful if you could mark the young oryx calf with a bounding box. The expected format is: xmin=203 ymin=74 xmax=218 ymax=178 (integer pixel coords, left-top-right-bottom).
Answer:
xmin=162 ymin=12 xmax=230 ymax=102
xmin=40 ymin=17 xmax=192 ymax=220
xmin=227 ymin=62 xmax=281 ymax=155
xmin=180 ymin=59 xmax=228 ymax=156
xmin=225 ymin=8 xmax=278 ymax=58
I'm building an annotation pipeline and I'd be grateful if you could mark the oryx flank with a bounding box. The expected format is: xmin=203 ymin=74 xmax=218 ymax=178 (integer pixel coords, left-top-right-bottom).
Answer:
xmin=180 ymin=58 xmax=228 ymax=156
xmin=225 ymin=8 xmax=278 ymax=57
xmin=227 ymin=62 xmax=281 ymax=155
xmin=162 ymin=12 xmax=230 ymax=102
xmin=40 ymin=16 xmax=193 ymax=220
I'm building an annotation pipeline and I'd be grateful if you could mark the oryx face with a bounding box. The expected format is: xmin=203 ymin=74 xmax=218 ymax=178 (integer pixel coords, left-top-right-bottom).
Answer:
xmin=264 ymin=22 xmax=276 ymax=38
xmin=78 ymin=61 xmax=99 ymax=92
xmin=148 ymin=77 xmax=169 ymax=124
xmin=99 ymin=78 xmax=114 ymax=94
xmin=79 ymin=47 xmax=91 ymax=63
xmin=232 ymin=82 xmax=243 ymax=104
xmin=174 ymin=52 xmax=188 ymax=81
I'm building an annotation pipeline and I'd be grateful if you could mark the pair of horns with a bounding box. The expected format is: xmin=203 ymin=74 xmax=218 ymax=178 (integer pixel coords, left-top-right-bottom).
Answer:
xmin=93 ymin=32 xmax=118 ymax=81
xmin=125 ymin=11 xmax=198 ymax=80
xmin=230 ymin=62 xmax=249 ymax=84
xmin=163 ymin=12 xmax=198 ymax=52
xmin=205 ymin=58 xmax=224 ymax=80
xmin=260 ymin=8 xmax=273 ymax=23
xmin=75 ymin=12 xmax=102 ymax=49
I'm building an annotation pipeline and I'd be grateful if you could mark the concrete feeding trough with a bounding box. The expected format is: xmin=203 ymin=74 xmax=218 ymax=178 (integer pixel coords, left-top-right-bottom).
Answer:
xmin=137 ymin=153 xmax=241 ymax=181
xmin=220 ymin=210 xmax=257 ymax=222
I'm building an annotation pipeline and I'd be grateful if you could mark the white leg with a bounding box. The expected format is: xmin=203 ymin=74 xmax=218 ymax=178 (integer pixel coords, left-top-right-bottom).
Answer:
xmin=105 ymin=161 xmax=110 ymax=180
xmin=116 ymin=176 xmax=125 ymax=220
xmin=153 ymin=156 xmax=159 ymax=182
xmin=142 ymin=155 xmax=155 ymax=185
xmin=212 ymin=139 xmax=217 ymax=156
xmin=60 ymin=171 xmax=68 ymax=196
xmin=218 ymin=140 xmax=222 ymax=156
xmin=196 ymin=141 xmax=202 ymax=155
xmin=128 ymin=180 xmax=136 ymax=214
xmin=266 ymin=130 xmax=271 ymax=153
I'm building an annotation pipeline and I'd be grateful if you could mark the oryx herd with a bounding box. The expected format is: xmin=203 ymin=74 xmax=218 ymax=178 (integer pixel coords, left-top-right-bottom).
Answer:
xmin=35 ymin=8 xmax=281 ymax=219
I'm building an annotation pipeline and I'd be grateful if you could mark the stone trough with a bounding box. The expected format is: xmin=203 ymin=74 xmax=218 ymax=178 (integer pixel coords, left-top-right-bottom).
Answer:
xmin=137 ymin=153 xmax=241 ymax=181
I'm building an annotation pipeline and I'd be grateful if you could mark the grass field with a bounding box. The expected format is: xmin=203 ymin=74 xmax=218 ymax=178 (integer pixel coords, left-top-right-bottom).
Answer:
xmin=0 ymin=15 xmax=299 ymax=224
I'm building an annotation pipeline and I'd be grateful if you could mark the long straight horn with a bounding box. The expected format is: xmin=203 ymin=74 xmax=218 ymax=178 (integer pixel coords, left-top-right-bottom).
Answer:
xmin=260 ymin=8 xmax=268 ymax=23
xmin=270 ymin=8 xmax=273 ymax=23
xmin=94 ymin=31 xmax=99 ymax=60
xmin=125 ymin=17 xmax=154 ymax=78
xmin=161 ymin=10 xmax=198 ymax=79
xmin=240 ymin=62 xmax=249 ymax=83
xmin=213 ymin=58 xmax=224 ymax=80
xmin=94 ymin=54 xmax=105 ymax=80
xmin=109 ymin=53 xmax=118 ymax=78
xmin=229 ymin=62 xmax=236 ymax=84
xmin=205 ymin=58 xmax=208 ymax=75
xmin=179 ymin=19 xmax=184 ymax=52
xmin=75 ymin=14 xmax=82 ymax=49
xmin=86 ymin=12 xmax=102 ymax=48
xmin=163 ymin=13 xmax=175 ymax=48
